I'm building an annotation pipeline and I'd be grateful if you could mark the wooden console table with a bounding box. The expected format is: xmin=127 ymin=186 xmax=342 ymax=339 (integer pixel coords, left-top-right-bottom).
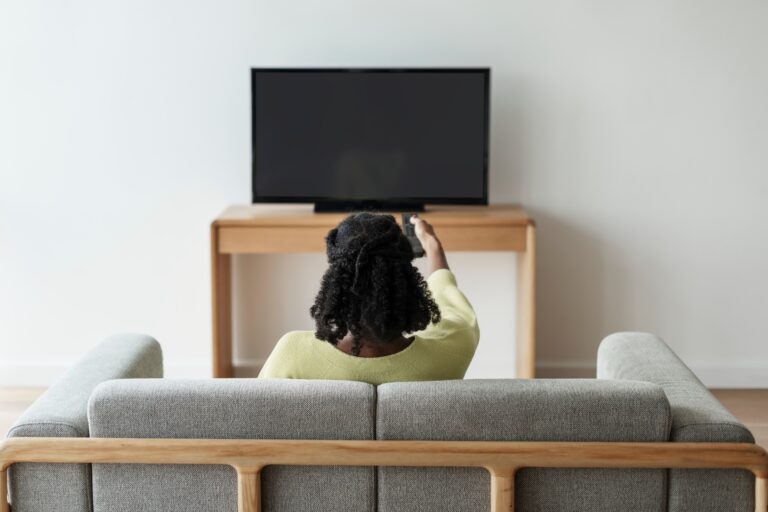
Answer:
xmin=211 ymin=204 xmax=536 ymax=378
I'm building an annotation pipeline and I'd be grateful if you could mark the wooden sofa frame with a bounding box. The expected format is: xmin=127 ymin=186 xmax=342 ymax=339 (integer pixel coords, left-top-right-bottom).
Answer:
xmin=1 ymin=438 xmax=766 ymax=512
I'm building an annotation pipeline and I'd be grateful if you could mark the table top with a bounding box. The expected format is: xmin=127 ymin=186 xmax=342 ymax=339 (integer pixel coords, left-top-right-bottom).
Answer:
xmin=213 ymin=204 xmax=533 ymax=227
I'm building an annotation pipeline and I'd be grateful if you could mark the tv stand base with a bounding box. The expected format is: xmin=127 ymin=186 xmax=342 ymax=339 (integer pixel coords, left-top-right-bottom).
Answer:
xmin=313 ymin=201 xmax=425 ymax=213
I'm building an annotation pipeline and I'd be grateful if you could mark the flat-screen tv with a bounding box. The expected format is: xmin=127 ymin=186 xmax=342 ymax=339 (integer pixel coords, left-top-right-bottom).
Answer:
xmin=251 ymin=68 xmax=490 ymax=211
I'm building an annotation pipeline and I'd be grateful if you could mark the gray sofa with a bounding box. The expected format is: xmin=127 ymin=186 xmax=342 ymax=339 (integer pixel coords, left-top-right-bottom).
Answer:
xmin=5 ymin=332 xmax=756 ymax=511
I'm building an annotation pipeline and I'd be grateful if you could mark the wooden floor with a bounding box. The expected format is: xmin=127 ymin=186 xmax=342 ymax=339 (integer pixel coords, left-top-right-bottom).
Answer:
xmin=1 ymin=388 xmax=766 ymax=447
xmin=712 ymin=389 xmax=768 ymax=447
xmin=0 ymin=388 xmax=44 ymax=437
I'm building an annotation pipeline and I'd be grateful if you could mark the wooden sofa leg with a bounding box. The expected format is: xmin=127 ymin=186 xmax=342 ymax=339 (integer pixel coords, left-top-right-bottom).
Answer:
xmin=757 ymin=476 xmax=767 ymax=512
xmin=237 ymin=466 xmax=264 ymax=512
xmin=489 ymin=467 xmax=517 ymax=512
xmin=1 ymin=467 xmax=8 ymax=512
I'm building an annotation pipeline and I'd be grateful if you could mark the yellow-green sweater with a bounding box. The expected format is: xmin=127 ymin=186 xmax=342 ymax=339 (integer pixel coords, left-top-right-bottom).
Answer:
xmin=258 ymin=268 xmax=479 ymax=385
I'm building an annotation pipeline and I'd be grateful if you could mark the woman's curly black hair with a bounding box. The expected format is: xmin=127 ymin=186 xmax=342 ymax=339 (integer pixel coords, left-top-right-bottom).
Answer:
xmin=310 ymin=213 xmax=441 ymax=356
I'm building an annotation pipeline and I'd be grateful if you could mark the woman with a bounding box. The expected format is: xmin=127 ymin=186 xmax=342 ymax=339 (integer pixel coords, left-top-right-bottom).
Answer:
xmin=258 ymin=212 xmax=479 ymax=385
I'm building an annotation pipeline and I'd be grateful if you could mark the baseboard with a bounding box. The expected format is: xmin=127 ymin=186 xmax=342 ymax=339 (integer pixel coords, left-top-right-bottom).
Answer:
xmin=1 ymin=360 xmax=766 ymax=388
xmin=535 ymin=361 xmax=597 ymax=379
xmin=535 ymin=361 xmax=768 ymax=388
xmin=0 ymin=361 xmax=213 ymax=387
xmin=233 ymin=359 xmax=267 ymax=378
xmin=688 ymin=366 xmax=768 ymax=389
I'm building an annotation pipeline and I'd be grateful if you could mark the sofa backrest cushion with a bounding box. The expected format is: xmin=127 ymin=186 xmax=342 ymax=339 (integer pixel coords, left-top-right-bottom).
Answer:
xmin=7 ymin=333 xmax=162 ymax=512
xmin=376 ymin=379 xmax=672 ymax=512
xmin=87 ymin=379 xmax=376 ymax=512
xmin=598 ymin=332 xmax=755 ymax=512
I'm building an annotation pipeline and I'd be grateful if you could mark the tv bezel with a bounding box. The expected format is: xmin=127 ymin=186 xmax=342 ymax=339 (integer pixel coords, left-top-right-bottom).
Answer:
xmin=251 ymin=67 xmax=490 ymax=208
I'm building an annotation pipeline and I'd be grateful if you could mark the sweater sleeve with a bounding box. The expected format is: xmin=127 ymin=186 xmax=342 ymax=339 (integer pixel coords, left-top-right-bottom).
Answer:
xmin=416 ymin=269 xmax=480 ymax=352
xmin=258 ymin=333 xmax=296 ymax=379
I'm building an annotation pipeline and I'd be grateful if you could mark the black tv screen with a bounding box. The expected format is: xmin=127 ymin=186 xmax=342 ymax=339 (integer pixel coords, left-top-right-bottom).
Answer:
xmin=251 ymin=68 xmax=489 ymax=209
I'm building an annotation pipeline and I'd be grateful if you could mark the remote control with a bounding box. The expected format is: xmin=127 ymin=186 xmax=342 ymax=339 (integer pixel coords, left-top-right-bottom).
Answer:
xmin=401 ymin=213 xmax=425 ymax=258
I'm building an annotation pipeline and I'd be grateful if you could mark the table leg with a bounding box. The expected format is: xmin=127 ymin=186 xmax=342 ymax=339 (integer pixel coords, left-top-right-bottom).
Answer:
xmin=515 ymin=222 xmax=536 ymax=378
xmin=212 ymin=224 xmax=233 ymax=378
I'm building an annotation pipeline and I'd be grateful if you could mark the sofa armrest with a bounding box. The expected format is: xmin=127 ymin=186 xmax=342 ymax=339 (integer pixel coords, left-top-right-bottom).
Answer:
xmin=597 ymin=332 xmax=754 ymax=512
xmin=597 ymin=332 xmax=753 ymax=442
xmin=7 ymin=333 xmax=162 ymax=512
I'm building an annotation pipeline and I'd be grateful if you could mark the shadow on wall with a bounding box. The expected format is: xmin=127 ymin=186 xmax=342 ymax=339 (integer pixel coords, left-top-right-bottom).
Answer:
xmin=534 ymin=210 xmax=630 ymax=377
xmin=232 ymin=253 xmax=327 ymax=377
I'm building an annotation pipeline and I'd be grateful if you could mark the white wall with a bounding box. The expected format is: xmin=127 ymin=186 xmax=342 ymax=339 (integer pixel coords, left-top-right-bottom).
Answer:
xmin=1 ymin=0 xmax=767 ymax=387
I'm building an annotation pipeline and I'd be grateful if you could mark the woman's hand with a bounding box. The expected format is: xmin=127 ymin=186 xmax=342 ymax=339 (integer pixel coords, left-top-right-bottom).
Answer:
xmin=410 ymin=214 xmax=449 ymax=275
